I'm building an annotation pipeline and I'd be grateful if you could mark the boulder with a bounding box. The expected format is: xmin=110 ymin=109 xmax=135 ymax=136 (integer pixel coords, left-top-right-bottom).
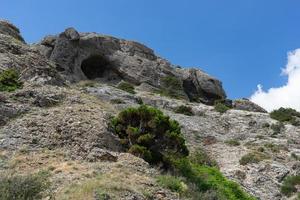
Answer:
xmin=177 ymin=68 xmax=226 ymax=104
xmin=233 ymin=98 xmax=267 ymax=113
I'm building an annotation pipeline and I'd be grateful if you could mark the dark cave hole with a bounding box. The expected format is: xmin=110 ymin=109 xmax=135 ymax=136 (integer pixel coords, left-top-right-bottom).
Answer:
xmin=81 ymin=55 xmax=111 ymax=80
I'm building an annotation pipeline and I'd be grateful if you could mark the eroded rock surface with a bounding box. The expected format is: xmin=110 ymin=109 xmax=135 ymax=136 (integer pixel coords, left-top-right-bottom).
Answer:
xmin=36 ymin=27 xmax=226 ymax=104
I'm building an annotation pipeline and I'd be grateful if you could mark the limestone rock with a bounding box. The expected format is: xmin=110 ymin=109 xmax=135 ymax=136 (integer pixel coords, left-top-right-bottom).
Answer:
xmin=37 ymin=27 xmax=226 ymax=104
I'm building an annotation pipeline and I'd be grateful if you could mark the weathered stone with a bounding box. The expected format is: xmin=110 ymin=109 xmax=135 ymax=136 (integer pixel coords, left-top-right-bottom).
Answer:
xmin=233 ymin=98 xmax=267 ymax=113
xmin=0 ymin=20 xmax=25 ymax=43
xmin=37 ymin=27 xmax=226 ymax=104
xmin=63 ymin=28 xmax=80 ymax=41
xmin=87 ymin=148 xmax=118 ymax=162
xmin=177 ymin=68 xmax=226 ymax=104
xmin=33 ymin=93 xmax=64 ymax=107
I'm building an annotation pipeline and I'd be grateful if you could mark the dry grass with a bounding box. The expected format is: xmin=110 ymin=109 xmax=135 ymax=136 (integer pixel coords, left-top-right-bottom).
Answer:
xmin=56 ymin=163 xmax=156 ymax=200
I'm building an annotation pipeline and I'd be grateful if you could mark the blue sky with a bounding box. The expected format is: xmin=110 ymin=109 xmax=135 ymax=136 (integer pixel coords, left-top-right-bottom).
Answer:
xmin=2 ymin=0 xmax=300 ymax=99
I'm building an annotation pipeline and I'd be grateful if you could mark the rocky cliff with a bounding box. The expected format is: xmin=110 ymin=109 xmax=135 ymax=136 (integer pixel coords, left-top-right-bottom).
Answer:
xmin=0 ymin=20 xmax=299 ymax=200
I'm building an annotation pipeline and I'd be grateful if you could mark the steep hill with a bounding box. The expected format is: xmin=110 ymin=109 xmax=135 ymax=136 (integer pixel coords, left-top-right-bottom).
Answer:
xmin=0 ymin=20 xmax=299 ymax=200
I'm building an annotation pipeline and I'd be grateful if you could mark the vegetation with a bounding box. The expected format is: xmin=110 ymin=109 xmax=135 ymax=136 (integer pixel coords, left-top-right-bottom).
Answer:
xmin=225 ymin=139 xmax=241 ymax=146
xmin=112 ymin=106 xmax=255 ymax=199
xmin=158 ymin=76 xmax=185 ymax=99
xmin=110 ymin=98 xmax=125 ymax=104
xmin=270 ymin=107 xmax=300 ymax=125
xmin=0 ymin=68 xmax=23 ymax=92
xmin=280 ymin=175 xmax=300 ymax=197
xmin=189 ymin=148 xmax=218 ymax=167
xmin=171 ymin=157 xmax=255 ymax=200
xmin=111 ymin=105 xmax=189 ymax=165
xmin=239 ymin=152 xmax=268 ymax=165
xmin=214 ymin=102 xmax=231 ymax=113
xmin=270 ymin=122 xmax=284 ymax=136
xmin=0 ymin=171 xmax=50 ymax=200
xmin=291 ymin=153 xmax=300 ymax=161
xmin=264 ymin=143 xmax=285 ymax=153
xmin=174 ymin=105 xmax=194 ymax=116
xmin=117 ymin=81 xmax=136 ymax=94
xmin=157 ymin=175 xmax=186 ymax=193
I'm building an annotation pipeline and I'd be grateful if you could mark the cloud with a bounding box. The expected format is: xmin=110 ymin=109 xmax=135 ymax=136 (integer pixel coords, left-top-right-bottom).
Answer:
xmin=250 ymin=49 xmax=300 ymax=112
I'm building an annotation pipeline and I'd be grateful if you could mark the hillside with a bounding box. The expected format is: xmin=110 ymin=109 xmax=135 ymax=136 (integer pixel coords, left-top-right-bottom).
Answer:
xmin=0 ymin=20 xmax=299 ymax=200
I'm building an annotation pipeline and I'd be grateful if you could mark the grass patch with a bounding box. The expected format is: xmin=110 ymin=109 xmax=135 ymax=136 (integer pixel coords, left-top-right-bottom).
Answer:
xmin=280 ymin=175 xmax=300 ymax=197
xmin=174 ymin=105 xmax=194 ymax=116
xmin=0 ymin=171 xmax=50 ymax=200
xmin=239 ymin=152 xmax=269 ymax=165
xmin=157 ymin=175 xmax=187 ymax=194
xmin=225 ymin=139 xmax=241 ymax=146
xmin=117 ymin=81 xmax=136 ymax=94
xmin=189 ymin=149 xmax=218 ymax=167
xmin=0 ymin=68 xmax=23 ymax=92
xmin=264 ymin=143 xmax=285 ymax=153
xmin=214 ymin=102 xmax=231 ymax=113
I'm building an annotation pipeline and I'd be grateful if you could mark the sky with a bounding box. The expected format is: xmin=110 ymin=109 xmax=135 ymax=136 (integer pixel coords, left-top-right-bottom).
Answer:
xmin=1 ymin=0 xmax=300 ymax=110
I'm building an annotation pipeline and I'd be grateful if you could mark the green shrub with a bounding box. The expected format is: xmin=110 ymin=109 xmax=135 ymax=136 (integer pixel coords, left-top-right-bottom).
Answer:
xmin=174 ymin=105 xmax=194 ymax=116
xmin=262 ymin=122 xmax=270 ymax=128
xmin=172 ymin=158 xmax=255 ymax=200
xmin=270 ymin=107 xmax=300 ymax=125
xmin=214 ymin=102 xmax=231 ymax=113
xmin=0 ymin=171 xmax=50 ymax=200
xmin=264 ymin=143 xmax=284 ymax=153
xmin=225 ymin=139 xmax=241 ymax=146
xmin=117 ymin=81 xmax=136 ymax=94
xmin=189 ymin=149 xmax=218 ymax=167
xmin=157 ymin=175 xmax=186 ymax=193
xmin=239 ymin=152 xmax=268 ymax=165
xmin=280 ymin=175 xmax=300 ymax=197
xmin=135 ymin=97 xmax=143 ymax=105
xmin=111 ymin=105 xmax=189 ymax=165
xmin=158 ymin=76 xmax=185 ymax=99
xmin=0 ymin=69 xmax=23 ymax=92
xmin=271 ymin=122 xmax=284 ymax=135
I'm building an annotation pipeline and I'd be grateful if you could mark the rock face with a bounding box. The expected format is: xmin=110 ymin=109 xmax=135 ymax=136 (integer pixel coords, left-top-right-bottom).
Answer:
xmin=177 ymin=68 xmax=226 ymax=104
xmin=0 ymin=20 xmax=64 ymax=86
xmin=36 ymin=27 xmax=226 ymax=104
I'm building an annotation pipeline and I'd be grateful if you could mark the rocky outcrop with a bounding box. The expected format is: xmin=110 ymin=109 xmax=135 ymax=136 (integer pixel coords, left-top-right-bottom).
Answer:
xmin=177 ymin=68 xmax=226 ymax=104
xmin=233 ymin=98 xmax=267 ymax=113
xmin=0 ymin=20 xmax=64 ymax=87
xmin=36 ymin=27 xmax=226 ymax=104
xmin=0 ymin=20 xmax=25 ymax=43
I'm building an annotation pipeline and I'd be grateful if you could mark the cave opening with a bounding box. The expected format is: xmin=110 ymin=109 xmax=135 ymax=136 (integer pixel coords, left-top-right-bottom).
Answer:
xmin=81 ymin=55 xmax=114 ymax=80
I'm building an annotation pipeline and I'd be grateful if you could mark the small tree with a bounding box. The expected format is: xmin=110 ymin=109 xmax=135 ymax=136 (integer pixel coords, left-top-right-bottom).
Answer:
xmin=111 ymin=105 xmax=189 ymax=165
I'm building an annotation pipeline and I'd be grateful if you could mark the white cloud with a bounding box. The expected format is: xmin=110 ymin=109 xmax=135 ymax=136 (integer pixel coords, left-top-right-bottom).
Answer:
xmin=250 ymin=49 xmax=300 ymax=112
